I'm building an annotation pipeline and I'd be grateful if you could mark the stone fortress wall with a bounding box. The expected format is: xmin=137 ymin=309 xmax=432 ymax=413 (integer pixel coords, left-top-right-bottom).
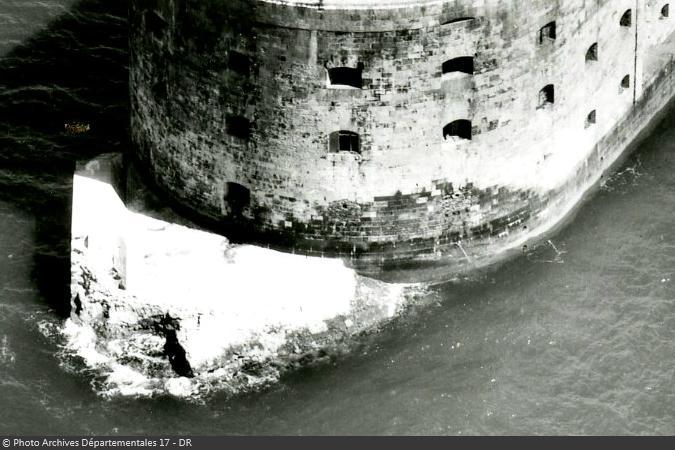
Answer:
xmin=129 ymin=0 xmax=675 ymax=281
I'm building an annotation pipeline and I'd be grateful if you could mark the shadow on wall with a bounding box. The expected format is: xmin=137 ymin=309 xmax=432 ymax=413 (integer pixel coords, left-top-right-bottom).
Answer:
xmin=0 ymin=0 xmax=129 ymax=317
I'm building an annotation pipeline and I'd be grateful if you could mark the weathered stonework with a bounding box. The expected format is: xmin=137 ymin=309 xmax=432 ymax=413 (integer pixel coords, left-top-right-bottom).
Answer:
xmin=130 ymin=0 xmax=675 ymax=281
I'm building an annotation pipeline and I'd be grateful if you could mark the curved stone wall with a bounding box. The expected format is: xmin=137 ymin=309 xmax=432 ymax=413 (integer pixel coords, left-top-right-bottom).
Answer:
xmin=130 ymin=0 xmax=675 ymax=280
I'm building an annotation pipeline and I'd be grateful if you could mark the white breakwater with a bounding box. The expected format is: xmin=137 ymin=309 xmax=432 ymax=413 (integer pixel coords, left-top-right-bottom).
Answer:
xmin=67 ymin=155 xmax=427 ymax=398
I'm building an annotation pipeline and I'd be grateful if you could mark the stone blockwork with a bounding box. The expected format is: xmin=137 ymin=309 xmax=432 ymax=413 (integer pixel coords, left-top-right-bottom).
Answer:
xmin=130 ymin=0 xmax=675 ymax=281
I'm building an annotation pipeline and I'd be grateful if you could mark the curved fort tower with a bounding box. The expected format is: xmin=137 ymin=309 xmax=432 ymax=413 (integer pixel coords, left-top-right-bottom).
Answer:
xmin=129 ymin=0 xmax=675 ymax=281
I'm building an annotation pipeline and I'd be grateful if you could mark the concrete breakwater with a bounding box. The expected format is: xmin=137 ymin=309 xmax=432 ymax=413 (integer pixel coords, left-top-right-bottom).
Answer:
xmin=68 ymin=155 xmax=427 ymax=397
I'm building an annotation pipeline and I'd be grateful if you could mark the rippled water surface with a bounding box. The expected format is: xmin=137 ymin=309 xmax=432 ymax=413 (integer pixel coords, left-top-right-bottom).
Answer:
xmin=1 ymin=0 xmax=674 ymax=435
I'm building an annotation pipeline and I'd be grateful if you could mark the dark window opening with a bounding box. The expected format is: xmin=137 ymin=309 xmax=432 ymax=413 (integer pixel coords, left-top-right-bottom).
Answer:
xmin=442 ymin=56 xmax=475 ymax=75
xmin=329 ymin=131 xmax=360 ymax=153
xmin=585 ymin=110 xmax=597 ymax=127
xmin=539 ymin=21 xmax=556 ymax=44
xmin=226 ymin=115 xmax=251 ymax=140
xmin=620 ymin=9 xmax=632 ymax=27
xmin=151 ymin=79 xmax=167 ymax=98
xmin=586 ymin=43 xmax=598 ymax=62
xmin=327 ymin=66 xmax=363 ymax=89
xmin=224 ymin=182 xmax=250 ymax=216
xmin=621 ymin=74 xmax=631 ymax=89
xmin=145 ymin=10 xmax=168 ymax=37
xmin=443 ymin=120 xmax=472 ymax=140
xmin=539 ymin=84 xmax=555 ymax=107
xmin=228 ymin=51 xmax=250 ymax=75
xmin=441 ymin=17 xmax=475 ymax=25
xmin=662 ymin=4 xmax=670 ymax=18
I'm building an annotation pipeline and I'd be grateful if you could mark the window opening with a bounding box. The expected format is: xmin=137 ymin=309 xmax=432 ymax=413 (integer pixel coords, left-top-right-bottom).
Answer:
xmin=443 ymin=120 xmax=472 ymax=140
xmin=329 ymin=131 xmax=360 ymax=153
xmin=226 ymin=115 xmax=251 ymax=140
xmin=539 ymin=21 xmax=557 ymax=44
xmin=442 ymin=56 xmax=475 ymax=75
xmin=538 ymin=84 xmax=555 ymax=107
xmin=327 ymin=66 xmax=363 ymax=89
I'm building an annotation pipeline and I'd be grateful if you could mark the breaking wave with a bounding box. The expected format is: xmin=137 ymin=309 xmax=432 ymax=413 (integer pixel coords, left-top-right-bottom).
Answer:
xmin=600 ymin=155 xmax=645 ymax=192
xmin=51 ymin=265 xmax=429 ymax=400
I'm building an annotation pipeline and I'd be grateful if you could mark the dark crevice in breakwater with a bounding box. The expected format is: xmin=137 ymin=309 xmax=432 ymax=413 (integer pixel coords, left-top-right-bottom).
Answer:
xmin=0 ymin=0 xmax=129 ymax=317
xmin=163 ymin=330 xmax=195 ymax=379
xmin=155 ymin=314 xmax=195 ymax=379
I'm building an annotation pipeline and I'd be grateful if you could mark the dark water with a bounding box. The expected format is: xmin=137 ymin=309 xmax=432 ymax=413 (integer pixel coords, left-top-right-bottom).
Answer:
xmin=1 ymin=0 xmax=674 ymax=435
